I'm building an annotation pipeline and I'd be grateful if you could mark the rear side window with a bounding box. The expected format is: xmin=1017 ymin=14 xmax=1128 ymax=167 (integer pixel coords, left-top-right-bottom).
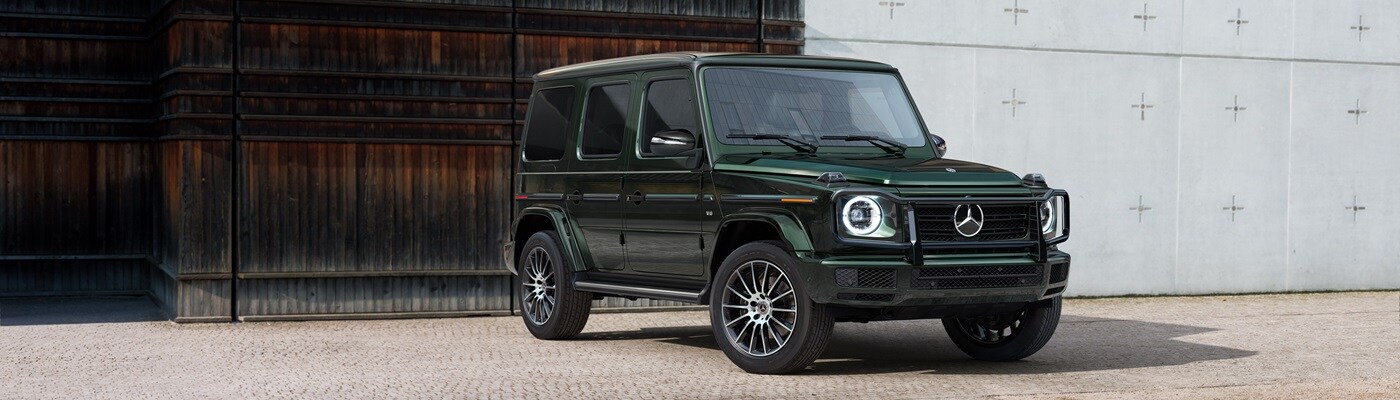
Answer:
xmin=580 ymin=83 xmax=630 ymax=158
xmin=640 ymin=79 xmax=698 ymax=156
xmin=522 ymin=87 xmax=575 ymax=161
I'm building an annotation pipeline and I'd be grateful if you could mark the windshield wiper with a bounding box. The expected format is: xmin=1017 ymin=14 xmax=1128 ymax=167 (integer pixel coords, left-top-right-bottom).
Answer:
xmin=726 ymin=133 xmax=819 ymax=154
xmin=820 ymin=135 xmax=908 ymax=156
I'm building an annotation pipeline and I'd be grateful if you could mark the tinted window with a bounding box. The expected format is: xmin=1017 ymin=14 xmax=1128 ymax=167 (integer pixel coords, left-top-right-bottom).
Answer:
xmin=522 ymin=87 xmax=574 ymax=161
xmin=580 ymin=83 xmax=630 ymax=158
xmin=640 ymin=79 xmax=698 ymax=156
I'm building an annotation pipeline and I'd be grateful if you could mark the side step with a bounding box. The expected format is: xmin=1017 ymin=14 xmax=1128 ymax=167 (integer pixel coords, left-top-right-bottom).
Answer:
xmin=573 ymin=280 xmax=703 ymax=304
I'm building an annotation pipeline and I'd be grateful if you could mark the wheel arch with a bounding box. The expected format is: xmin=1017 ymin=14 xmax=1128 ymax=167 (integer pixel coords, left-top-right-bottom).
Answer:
xmin=510 ymin=206 xmax=587 ymax=274
xmin=701 ymin=211 xmax=814 ymax=303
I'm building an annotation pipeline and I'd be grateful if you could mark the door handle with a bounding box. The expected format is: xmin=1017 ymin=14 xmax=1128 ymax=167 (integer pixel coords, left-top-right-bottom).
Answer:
xmin=566 ymin=192 xmax=583 ymax=203
xmin=626 ymin=191 xmax=644 ymax=205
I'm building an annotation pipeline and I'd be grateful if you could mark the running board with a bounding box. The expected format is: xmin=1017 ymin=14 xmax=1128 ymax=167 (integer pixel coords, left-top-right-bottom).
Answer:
xmin=573 ymin=280 xmax=703 ymax=304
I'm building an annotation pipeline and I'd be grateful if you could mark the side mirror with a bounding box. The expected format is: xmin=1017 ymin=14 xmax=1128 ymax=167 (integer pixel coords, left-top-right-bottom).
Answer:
xmin=649 ymin=129 xmax=697 ymax=157
xmin=929 ymin=134 xmax=948 ymax=158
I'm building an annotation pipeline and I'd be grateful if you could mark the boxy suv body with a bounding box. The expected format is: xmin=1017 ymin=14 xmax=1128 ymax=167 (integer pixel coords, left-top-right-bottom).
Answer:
xmin=506 ymin=53 xmax=1071 ymax=374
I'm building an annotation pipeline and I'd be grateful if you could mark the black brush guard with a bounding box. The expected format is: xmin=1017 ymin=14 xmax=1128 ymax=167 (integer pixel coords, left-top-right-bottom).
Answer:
xmin=833 ymin=189 xmax=1072 ymax=266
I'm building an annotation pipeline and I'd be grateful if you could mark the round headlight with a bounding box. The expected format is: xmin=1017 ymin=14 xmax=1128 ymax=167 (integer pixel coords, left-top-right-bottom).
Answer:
xmin=1039 ymin=201 xmax=1056 ymax=234
xmin=842 ymin=195 xmax=883 ymax=236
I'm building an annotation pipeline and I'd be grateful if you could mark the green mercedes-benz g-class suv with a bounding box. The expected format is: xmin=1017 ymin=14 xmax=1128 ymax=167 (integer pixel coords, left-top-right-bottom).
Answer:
xmin=505 ymin=52 xmax=1071 ymax=374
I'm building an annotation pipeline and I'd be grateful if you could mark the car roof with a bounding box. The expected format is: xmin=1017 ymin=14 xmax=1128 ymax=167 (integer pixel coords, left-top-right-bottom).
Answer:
xmin=533 ymin=52 xmax=898 ymax=82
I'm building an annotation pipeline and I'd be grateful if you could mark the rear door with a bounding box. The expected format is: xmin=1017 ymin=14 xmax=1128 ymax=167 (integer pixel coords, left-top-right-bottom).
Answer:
xmin=566 ymin=76 xmax=634 ymax=270
xmin=621 ymin=71 xmax=707 ymax=276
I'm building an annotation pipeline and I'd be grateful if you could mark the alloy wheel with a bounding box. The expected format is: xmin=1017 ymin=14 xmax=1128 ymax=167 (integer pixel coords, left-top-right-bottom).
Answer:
xmin=521 ymin=247 xmax=556 ymax=325
xmin=720 ymin=260 xmax=798 ymax=357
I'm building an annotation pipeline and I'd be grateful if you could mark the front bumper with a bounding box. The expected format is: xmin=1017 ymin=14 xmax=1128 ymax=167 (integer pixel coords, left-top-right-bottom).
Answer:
xmin=793 ymin=251 xmax=1070 ymax=308
xmin=803 ymin=188 xmax=1071 ymax=308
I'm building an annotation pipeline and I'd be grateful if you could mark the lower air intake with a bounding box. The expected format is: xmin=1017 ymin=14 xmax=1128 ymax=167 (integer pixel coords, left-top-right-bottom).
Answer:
xmin=911 ymin=265 xmax=1043 ymax=290
xmin=836 ymin=293 xmax=894 ymax=302
xmin=834 ymin=268 xmax=896 ymax=288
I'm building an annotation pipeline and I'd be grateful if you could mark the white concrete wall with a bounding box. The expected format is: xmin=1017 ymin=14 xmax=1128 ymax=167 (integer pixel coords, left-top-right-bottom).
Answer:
xmin=804 ymin=0 xmax=1400 ymax=296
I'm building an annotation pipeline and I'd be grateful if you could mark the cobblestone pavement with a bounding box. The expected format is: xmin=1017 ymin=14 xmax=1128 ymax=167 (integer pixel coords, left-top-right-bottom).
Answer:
xmin=2 ymin=291 xmax=1398 ymax=399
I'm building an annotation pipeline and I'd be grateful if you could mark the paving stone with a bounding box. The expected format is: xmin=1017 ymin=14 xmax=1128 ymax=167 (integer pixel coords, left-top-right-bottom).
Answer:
xmin=1 ymin=292 xmax=1397 ymax=399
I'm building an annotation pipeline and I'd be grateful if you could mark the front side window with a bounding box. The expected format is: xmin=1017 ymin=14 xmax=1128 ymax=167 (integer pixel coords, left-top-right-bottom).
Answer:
xmin=704 ymin=68 xmax=926 ymax=150
xmin=521 ymin=87 xmax=574 ymax=161
xmin=640 ymin=78 xmax=699 ymax=156
xmin=579 ymin=83 xmax=630 ymax=158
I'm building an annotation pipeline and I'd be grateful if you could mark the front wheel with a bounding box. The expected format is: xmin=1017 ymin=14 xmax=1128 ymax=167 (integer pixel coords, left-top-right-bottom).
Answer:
xmin=941 ymin=297 xmax=1062 ymax=361
xmin=709 ymin=241 xmax=833 ymax=374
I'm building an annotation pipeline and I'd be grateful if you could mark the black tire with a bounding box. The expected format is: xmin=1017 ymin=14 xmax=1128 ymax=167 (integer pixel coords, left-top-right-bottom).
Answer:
xmin=941 ymin=296 xmax=1061 ymax=361
xmin=709 ymin=241 xmax=833 ymax=374
xmin=518 ymin=231 xmax=591 ymax=340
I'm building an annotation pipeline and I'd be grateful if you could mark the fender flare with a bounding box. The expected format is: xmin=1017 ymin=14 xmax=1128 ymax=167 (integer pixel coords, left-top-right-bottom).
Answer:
xmin=510 ymin=205 xmax=589 ymax=273
xmin=716 ymin=209 xmax=815 ymax=254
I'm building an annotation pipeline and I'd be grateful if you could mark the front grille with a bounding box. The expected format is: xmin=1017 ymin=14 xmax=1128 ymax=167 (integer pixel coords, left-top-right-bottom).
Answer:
xmin=834 ymin=268 xmax=896 ymax=288
xmin=911 ymin=265 xmax=1042 ymax=290
xmin=915 ymin=203 xmax=1033 ymax=242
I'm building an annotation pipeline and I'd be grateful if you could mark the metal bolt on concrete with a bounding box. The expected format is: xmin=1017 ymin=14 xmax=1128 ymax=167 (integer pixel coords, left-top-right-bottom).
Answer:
xmin=2 ymin=291 xmax=1398 ymax=399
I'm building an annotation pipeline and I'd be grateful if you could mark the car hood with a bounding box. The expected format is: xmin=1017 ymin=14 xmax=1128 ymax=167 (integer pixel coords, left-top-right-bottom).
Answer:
xmin=712 ymin=154 xmax=1023 ymax=187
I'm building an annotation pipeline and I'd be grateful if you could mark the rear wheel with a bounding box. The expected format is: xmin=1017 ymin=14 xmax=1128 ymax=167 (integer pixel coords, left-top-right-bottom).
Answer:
xmin=709 ymin=241 xmax=833 ymax=374
xmin=519 ymin=231 xmax=591 ymax=340
xmin=942 ymin=297 xmax=1061 ymax=361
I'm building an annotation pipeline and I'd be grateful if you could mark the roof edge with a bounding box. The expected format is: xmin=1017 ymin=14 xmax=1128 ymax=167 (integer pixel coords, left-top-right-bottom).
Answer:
xmin=532 ymin=52 xmax=896 ymax=82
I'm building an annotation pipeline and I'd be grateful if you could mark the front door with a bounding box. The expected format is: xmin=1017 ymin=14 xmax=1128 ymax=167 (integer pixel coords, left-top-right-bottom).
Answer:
xmin=622 ymin=73 xmax=707 ymax=276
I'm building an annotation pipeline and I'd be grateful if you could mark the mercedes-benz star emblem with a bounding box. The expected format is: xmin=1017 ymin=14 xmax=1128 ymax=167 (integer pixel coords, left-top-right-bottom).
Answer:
xmin=952 ymin=204 xmax=984 ymax=237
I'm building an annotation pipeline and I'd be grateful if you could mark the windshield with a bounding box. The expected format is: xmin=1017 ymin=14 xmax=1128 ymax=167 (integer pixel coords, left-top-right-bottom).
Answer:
xmin=704 ymin=68 xmax=927 ymax=150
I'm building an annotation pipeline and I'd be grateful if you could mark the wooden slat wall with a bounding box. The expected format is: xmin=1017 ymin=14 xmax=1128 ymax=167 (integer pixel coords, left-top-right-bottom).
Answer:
xmin=149 ymin=0 xmax=236 ymax=321
xmin=1 ymin=0 xmax=803 ymax=321
xmin=0 ymin=260 xmax=150 ymax=296
xmin=230 ymin=0 xmax=516 ymax=319
xmin=0 ymin=0 xmax=156 ymax=298
xmin=0 ymin=142 xmax=152 ymax=255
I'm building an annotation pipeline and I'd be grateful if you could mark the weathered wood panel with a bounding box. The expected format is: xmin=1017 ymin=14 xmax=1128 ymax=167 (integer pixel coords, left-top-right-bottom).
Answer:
xmin=0 ymin=141 xmax=153 ymax=255
xmin=0 ymin=37 xmax=150 ymax=81
xmin=239 ymin=142 xmax=512 ymax=273
xmin=0 ymin=1 xmax=158 ymax=299
xmin=235 ymin=21 xmax=513 ymax=140
xmin=149 ymin=1 xmax=235 ymax=138
xmin=154 ymin=140 xmax=231 ymax=276
xmin=0 ymin=260 xmax=150 ymax=296
xmin=174 ymin=278 xmax=232 ymax=322
xmin=237 ymin=276 xmax=511 ymax=317
xmin=0 ymin=1 xmax=149 ymax=18
xmin=227 ymin=0 xmax=517 ymax=320
xmin=0 ymin=6 xmax=154 ymax=138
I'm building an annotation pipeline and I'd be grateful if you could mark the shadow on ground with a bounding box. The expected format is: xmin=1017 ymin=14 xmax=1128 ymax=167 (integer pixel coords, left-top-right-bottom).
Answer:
xmin=0 ymin=296 xmax=165 ymax=326
xmin=578 ymin=315 xmax=1256 ymax=375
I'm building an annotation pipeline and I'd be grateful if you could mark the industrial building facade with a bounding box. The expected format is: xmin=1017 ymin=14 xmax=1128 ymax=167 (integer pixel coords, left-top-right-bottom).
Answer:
xmin=804 ymin=0 xmax=1400 ymax=296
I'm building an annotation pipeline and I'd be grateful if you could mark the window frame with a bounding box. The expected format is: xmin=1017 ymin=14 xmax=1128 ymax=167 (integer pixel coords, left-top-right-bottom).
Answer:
xmin=520 ymin=85 xmax=577 ymax=163
xmin=575 ymin=78 xmax=634 ymax=161
xmin=636 ymin=75 xmax=701 ymax=159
